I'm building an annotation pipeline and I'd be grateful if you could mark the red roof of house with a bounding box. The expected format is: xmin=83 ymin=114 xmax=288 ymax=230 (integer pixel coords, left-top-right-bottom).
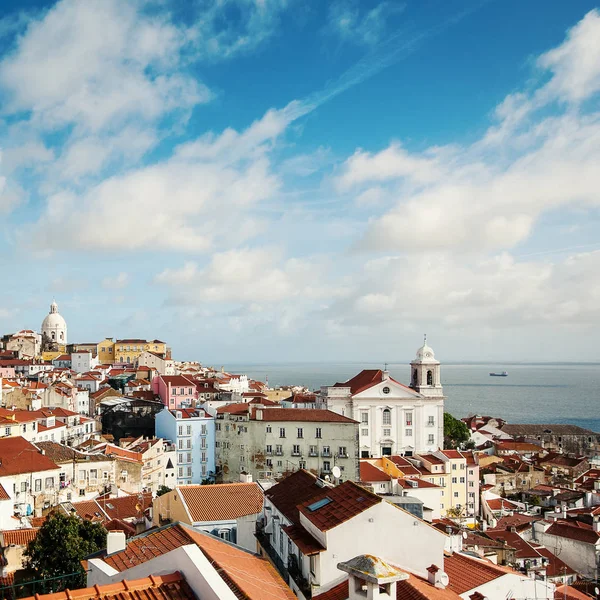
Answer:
xmin=297 ymin=481 xmax=381 ymax=532
xmin=359 ymin=461 xmax=391 ymax=482
xmin=0 ymin=437 xmax=59 ymax=476
xmin=443 ymin=552 xmax=515 ymax=594
xmin=554 ymin=585 xmax=595 ymax=600
xmin=264 ymin=470 xmax=326 ymax=524
xmin=177 ymin=483 xmax=263 ymax=522
xmin=485 ymin=529 xmax=542 ymax=559
xmin=419 ymin=454 xmax=445 ymax=465
xmin=536 ymin=546 xmax=577 ymax=578
xmin=545 ymin=520 xmax=600 ymax=545
xmin=255 ymin=408 xmax=358 ymax=423
xmin=19 ymin=572 xmax=193 ymax=600
xmin=1 ymin=528 xmax=39 ymax=546
xmin=397 ymin=478 xmax=440 ymax=489
xmin=161 ymin=375 xmax=196 ymax=387
xmin=0 ymin=483 xmax=10 ymax=500
xmin=102 ymin=523 xmax=295 ymax=600
xmin=332 ymin=369 xmax=417 ymax=396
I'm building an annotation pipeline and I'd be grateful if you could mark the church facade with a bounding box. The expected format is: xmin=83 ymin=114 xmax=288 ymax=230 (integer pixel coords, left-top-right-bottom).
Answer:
xmin=319 ymin=340 xmax=445 ymax=457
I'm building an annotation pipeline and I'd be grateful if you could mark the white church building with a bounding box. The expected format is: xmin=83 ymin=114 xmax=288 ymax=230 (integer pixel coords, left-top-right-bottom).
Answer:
xmin=319 ymin=339 xmax=445 ymax=458
xmin=41 ymin=300 xmax=68 ymax=345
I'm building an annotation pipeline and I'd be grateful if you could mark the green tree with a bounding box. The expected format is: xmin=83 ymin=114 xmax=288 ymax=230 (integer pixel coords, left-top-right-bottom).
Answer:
xmin=156 ymin=484 xmax=172 ymax=497
xmin=443 ymin=412 xmax=470 ymax=448
xmin=25 ymin=512 xmax=106 ymax=588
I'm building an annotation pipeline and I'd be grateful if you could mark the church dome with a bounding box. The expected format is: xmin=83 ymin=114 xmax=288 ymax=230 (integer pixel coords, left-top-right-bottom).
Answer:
xmin=41 ymin=300 xmax=67 ymax=344
xmin=413 ymin=338 xmax=439 ymax=364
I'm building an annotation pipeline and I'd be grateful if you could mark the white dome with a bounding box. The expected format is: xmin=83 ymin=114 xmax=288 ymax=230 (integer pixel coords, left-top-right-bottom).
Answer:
xmin=41 ymin=300 xmax=68 ymax=344
xmin=413 ymin=338 xmax=439 ymax=364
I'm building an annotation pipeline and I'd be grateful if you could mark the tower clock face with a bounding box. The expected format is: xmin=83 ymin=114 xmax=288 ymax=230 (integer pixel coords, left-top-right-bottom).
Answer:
xmin=425 ymin=352 xmax=432 ymax=358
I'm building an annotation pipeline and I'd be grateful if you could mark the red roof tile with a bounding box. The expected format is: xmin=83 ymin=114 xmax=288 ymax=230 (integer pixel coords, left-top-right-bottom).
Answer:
xmin=298 ymin=481 xmax=381 ymax=532
xmin=0 ymin=483 xmax=10 ymax=500
xmin=102 ymin=523 xmax=296 ymax=600
xmin=360 ymin=461 xmax=392 ymax=482
xmin=264 ymin=469 xmax=325 ymax=523
xmin=20 ymin=572 xmax=193 ymax=600
xmin=1 ymin=528 xmax=39 ymax=546
xmin=255 ymin=408 xmax=358 ymax=423
xmin=178 ymin=483 xmax=263 ymax=522
xmin=545 ymin=520 xmax=600 ymax=545
xmin=554 ymin=585 xmax=595 ymax=600
xmin=282 ymin=523 xmax=326 ymax=555
xmin=0 ymin=437 xmax=59 ymax=476
xmin=444 ymin=552 xmax=515 ymax=594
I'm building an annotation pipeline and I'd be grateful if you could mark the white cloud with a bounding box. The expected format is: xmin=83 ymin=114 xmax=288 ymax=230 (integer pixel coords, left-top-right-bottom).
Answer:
xmin=0 ymin=0 xmax=210 ymax=133
xmin=327 ymin=1 xmax=403 ymax=46
xmin=102 ymin=272 xmax=130 ymax=290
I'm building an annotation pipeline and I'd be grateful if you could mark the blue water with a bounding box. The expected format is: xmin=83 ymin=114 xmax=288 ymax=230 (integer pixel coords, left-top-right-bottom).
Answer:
xmin=226 ymin=363 xmax=600 ymax=433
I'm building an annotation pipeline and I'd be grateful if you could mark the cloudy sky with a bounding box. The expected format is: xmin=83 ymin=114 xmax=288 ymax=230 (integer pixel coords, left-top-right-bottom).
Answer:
xmin=1 ymin=0 xmax=600 ymax=364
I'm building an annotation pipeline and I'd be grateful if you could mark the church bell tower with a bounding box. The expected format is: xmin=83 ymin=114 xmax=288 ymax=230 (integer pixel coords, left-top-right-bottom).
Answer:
xmin=410 ymin=335 xmax=443 ymax=398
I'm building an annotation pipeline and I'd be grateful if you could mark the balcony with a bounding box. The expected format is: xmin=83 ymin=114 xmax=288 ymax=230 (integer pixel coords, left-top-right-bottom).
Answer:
xmin=321 ymin=450 xmax=331 ymax=458
xmin=337 ymin=452 xmax=348 ymax=459
xmin=308 ymin=450 xmax=318 ymax=457
xmin=275 ymin=450 xmax=283 ymax=456
xmin=291 ymin=451 xmax=301 ymax=457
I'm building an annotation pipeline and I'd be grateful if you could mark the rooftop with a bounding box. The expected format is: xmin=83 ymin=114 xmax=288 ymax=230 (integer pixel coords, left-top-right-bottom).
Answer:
xmin=20 ymin=572 xmax=194 ymax=600
xmin=443 ymin=552 xmax=516 ymax=594
xmin=0 ymin=437 xmax=59 ymax=476
xmin=177 ymin=483 xmax=264 ymax=522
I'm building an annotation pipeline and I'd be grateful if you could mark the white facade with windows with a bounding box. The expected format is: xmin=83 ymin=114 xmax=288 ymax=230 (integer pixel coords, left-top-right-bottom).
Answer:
xmin=320 ymin=340 xmax=445 ymax=458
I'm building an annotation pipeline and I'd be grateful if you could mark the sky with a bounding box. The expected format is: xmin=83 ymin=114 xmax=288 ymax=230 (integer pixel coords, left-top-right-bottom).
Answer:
xmin=1 ymin=0 xmax=600 ymax=364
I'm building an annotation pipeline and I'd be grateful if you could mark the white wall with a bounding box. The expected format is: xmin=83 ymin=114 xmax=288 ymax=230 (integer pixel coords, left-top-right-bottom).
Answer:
xmin=466 ymin=572 xmax=554 ymax=600
xmin=88 ymin=543 xmax=237 ymax=600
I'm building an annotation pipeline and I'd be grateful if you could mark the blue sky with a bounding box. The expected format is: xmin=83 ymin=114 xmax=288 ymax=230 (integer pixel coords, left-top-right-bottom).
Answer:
xmin=1 ymin=0 xmax=600 ymax=364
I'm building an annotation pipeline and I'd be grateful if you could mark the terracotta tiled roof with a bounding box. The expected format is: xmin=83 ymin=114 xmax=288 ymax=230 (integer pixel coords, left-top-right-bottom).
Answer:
xmin=332 ymin=369 xmax=418 ymax=397
xmin=36 ymin=441 xmax=112 ymax=464
xmin=545 ymin=520 xmax=600 ymax=545
xmin=265 ymin=469 xmax=327 ymax=523
xmin=388 ymin=456 xmax=422 ymax=476
xmin=254 ymin=408 xmax=358 ymax=423
xmin=282 ymin=523 xmax=325 ymax=555
xmin=102 ymin=523 xmax=296 ymax=599
xmin=418 ymin=454 xmax=445 ymax=465
xmin=440 ymin=450 xmax=463 ymax=459
xmin=0 ymin=483 xmax=10 ymax=500
xmin=19 ymin=572 xmax=193 ymax=600
xmin=485 ymin=529 xmax=542 ymax=559
xmin=485 ymin=497 xmax=520 ymax=511
xmin=161 ymin=375 xmax=197 ymax=387
xmin=0 ymin=437 xmax=59 ymax=476
xmin=1 ymin=528 xmax=39 ymax=546
xmin=178 ymin=483 xmax=263 ymax=522
xmin=298 ymin=481 xmax=381 ymax=532
xmin=62 ymin=493 xmax=152 ymax=523
xmin=397 ymin=478 xmax=440 ymax=489
xmin=443 ymin=552 xmax=515 ymax=594
xmin=359 ymin=461 xmax=391 ymax=482
xmin=554 ymin=585 xmax=595 ymax=600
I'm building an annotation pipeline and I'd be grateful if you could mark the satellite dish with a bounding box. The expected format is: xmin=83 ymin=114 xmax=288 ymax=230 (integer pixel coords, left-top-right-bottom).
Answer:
xmin=439 ymin=572 xmax=449 ymax=587
xmin=135 ymin=503 xmax=143 ymax=512
xmin=555 ymin=506 xmax=561 ymax=513
xmin=462 ymin=531 xmax=468 ymax=539
xmin=594 ymin=588 xmax=599 ymax=596
xmin=332 ymin=466 xmax=341 ymax=479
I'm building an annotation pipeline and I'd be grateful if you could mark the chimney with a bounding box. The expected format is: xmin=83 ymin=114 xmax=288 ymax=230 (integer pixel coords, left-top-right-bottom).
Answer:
xmin=426 ymin=565 xmax=446 ymax=589
xmin=106 ymin=530 xmax=126 ymax=555
xmin=240 ymin=472 xmax=253 ymax=484
xmin=470 ymin=593 xmax=486 ymax=600
xmin=593 ymin=516 xmax=600 ymax=533
xmin=255 ymin=409 xmax=263 ymax=421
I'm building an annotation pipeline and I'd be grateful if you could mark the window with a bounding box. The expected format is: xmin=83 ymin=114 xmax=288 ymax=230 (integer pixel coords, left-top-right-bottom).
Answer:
xmin=405 ymin=429 xmax=412 ymax=437
xmin=428 ymin=434 xmax=435 ymax=444
xmin=4 ymin=427 xmax=10 ymax=436
xmin=266 ymin=425 xmax=272 ymax=433
xmin=405 ymin=412 xmax=413 ymax=426
xmin=187 ymin=467 xmax=192 ymax=477
xmin=452 ymin=477 xmax=457 ymax=483
xmin=276 ymin=444 xmax=283 ymax=455
xmin=45 ymin=477 xmax=54 ymax=488
xmin=338 ymin=446 xmax=347 ymax=457
xmin=361 ymin=412 xmax=369 ymax=424
xmin=383 ymin=428 xmax=391 ymax=436
xmin=279 ymin=428 xmax=286 ymax=438
xmin=315 ymin=428 xmax=322 ymax=439
xmin=178 ymin=453 xmax=185 ymax=464
xmin=468 ymin=469 xmax=474 ymax=475
xmin=460 ymin=463 xmax=465 ymax=470
xmin=427 ymin=370 xmax=433 ymax=385
xmin=309 ymin=445 xmax=317 ymax=456
xmin=310 ymin=555 xmax=316 ymax=576
xmin=469 ymin=492 xmax=475 ymax=498
xmin=178 ymin=467 xmax=184 ymax=477
xmin=297 ymin=428 xmax=303 ymax=438
xmin=361 ymin=428 xmax=368 ymax=436
xmin=188 ymin=439 xmax=193 ymax=449
xmin=427 ymin=416 xmax=435 ymax=426
xmin=382 ymin=386 xmax=390 ymax=394
xmin=322 ymin=445 xmax=331 ymax=456
xmin=292 ymin=444 xmax=301 ymax=455
xmin=178 ymin=439 xmax=184 ymax=450
xmin=383 ymin=409 xmax=391 ymax=425
xmin=266 ymin=445 xmax=273 ymax=454
xmin=453 ymin=492 xmax=459 ymax=498
xmin=460 ymin=477 xmax=465 ymax=483
xmin=35 ymin=479 xmax=42 ymax=492
xmin=277 ymin=460 xmax=282 ymax=467
xmin=323 ymin=461 xmax=331 ymax=472
xmin=178 ymin=425 xmax=183 ymax=436
xmin=186 ymin=425 xmax=192 ymax=435
xmin=186 ymin=453 xmax=192 ymax=463
xmin=469 ymin=481 xmax=474 ymax=487
xmin=266 ymin=459 xmax=273 ymax=467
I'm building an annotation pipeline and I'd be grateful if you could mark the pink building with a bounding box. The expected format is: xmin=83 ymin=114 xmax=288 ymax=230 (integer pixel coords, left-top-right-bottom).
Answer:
xmin=152 ymin=375 xmax=198 ymax=409
xmin=0 ymin=367 xmax=16 ymax=379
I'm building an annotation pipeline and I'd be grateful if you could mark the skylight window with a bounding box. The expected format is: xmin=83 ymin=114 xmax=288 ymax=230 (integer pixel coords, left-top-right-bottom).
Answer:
xmin=307 ymin=497 xmax=332 ymax=512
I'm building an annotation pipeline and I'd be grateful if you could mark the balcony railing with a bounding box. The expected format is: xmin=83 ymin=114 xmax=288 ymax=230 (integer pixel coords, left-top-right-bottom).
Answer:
xmin=321 ymin=451 xmax=331 ymax=458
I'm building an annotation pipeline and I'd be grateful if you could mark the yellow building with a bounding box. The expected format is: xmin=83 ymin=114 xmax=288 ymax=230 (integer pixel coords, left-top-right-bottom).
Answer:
xmin=97 ymin=338 xmax=169 ymax=365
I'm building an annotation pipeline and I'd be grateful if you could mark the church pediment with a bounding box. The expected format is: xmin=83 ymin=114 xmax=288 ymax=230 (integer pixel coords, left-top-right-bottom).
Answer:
xmin=353 ymin=378 xmax=422 ymax=400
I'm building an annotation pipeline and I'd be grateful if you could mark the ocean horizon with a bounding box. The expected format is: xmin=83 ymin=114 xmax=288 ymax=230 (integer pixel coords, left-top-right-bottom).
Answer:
xmin=221 ymin=362 xmax=600 ymax=433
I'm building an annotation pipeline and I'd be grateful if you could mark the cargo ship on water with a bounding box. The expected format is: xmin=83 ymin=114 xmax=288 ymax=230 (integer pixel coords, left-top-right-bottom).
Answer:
xmin=489 ymin=371 xmax=508 ymax=377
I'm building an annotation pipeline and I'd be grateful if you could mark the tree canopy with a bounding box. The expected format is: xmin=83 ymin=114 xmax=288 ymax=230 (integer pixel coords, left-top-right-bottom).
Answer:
xmin=156 ymin=484 xmax=172 ymax=497
xmin=443 ymin=412 xmax=471 ymax=448
xmin=25 ymin=512 xmax=107 ymax=587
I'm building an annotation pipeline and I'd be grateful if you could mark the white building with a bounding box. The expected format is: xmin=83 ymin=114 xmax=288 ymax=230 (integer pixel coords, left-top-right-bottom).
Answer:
xmin=319 ymin=339 xmax=444 ymax=458
xmin=41 ymin=300 xmax=68 ymax=345
xmin=71 ymin=351 xmax=99 ymax=373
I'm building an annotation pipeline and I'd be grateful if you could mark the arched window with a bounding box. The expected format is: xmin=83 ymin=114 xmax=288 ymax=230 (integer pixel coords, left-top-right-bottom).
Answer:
xmin=412 ymin=368 xmax=417 ymax=386
xmin=427 ymin=370 xmax=433 ymax=386
xmin=51 ymin=332 xmax=56 ymax=340
xmin=60 ymin=332 xmax=64 ymax=341
xmin=383 ymin=409 xmax=391 ymax=425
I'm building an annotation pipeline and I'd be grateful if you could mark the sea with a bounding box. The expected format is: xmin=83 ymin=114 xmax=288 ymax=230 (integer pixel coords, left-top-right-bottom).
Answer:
xmin=225 ymin=363 xmax=600 ymax=433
